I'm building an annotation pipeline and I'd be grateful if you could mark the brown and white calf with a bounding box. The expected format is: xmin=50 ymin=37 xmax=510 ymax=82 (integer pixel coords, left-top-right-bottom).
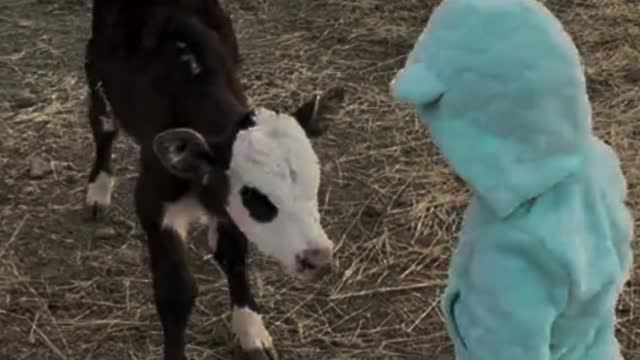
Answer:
xmin=84 ymin=1 xmax=342 ymax=359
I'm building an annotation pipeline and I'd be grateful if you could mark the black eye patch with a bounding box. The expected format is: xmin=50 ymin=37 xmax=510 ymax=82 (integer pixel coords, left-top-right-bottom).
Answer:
xmin=240 ymin=186 xmax=278 ymax=223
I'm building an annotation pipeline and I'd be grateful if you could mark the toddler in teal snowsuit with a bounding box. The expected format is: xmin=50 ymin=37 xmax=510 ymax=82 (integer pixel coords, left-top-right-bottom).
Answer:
xmin=390 ymin=0 xmax=634 ymax=359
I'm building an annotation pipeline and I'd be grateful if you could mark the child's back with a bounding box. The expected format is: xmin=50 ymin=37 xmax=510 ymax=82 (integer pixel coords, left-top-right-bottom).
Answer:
xmin=390 ymin=0 xmax=634 ymax=359
xmin=447 ymin=137 xmax=631 ymax=359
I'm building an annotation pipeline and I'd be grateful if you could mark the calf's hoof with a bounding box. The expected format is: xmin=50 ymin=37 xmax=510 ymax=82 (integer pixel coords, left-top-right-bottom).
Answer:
xmin=241 ymin=347 xmax=279 ymax=360
xmin=232 ymin=307 xmax=278 ymax=360
xmin=86 ymin=203 xmax=109 ymax=221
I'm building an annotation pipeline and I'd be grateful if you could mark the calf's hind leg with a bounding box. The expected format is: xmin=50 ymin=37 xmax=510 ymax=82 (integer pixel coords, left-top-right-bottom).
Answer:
xmin=84 ymin=54 xmax=118 ymax=219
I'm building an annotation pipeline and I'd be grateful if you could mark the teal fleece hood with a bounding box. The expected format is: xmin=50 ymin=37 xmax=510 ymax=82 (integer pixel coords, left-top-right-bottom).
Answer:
xmin=392 ymin=0 xmax=591 ymax=218
xmin=391 ymin=0 xmax=634 ymax=359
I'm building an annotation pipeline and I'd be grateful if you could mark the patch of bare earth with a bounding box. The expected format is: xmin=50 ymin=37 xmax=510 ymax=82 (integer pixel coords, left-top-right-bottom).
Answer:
xmin=0 ymin=0 xmax=638 ymax=359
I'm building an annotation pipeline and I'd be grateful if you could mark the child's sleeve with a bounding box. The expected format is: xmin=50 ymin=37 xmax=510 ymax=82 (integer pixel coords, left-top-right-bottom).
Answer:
xmin=442 ymin=229 xmax=568 ymax=360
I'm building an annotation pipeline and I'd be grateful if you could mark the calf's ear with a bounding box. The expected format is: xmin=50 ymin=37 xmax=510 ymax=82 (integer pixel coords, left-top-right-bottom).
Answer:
xmin=292 ymin=86 xmax=345 ymax=138
xmin=153 ymin=128 xmax=214 ymax=180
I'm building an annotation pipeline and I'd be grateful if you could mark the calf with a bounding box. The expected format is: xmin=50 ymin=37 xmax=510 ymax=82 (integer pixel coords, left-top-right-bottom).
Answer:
xmin=84 ymin=1 xmax=341 ymax=359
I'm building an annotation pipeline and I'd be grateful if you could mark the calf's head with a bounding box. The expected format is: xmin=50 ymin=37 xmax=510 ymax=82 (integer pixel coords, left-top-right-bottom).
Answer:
xmin=153 ymin=90 xmax=343 ymax=279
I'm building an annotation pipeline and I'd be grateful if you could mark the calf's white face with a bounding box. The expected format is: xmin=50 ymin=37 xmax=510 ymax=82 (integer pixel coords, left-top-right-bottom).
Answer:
xmin=226 ymin=108 xmax=332 ymax=276
xmin=152 ymin=90 xmax=343 ymax=278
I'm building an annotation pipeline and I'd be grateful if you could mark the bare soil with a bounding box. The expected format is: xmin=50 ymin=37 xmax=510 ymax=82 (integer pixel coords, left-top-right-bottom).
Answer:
xmin=0 ymin=0 xmax=639 ymax=359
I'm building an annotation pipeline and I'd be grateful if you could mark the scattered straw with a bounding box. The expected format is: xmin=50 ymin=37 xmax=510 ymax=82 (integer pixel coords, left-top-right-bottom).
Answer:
xmin=0 ymin=0 xmax=638 ymax=359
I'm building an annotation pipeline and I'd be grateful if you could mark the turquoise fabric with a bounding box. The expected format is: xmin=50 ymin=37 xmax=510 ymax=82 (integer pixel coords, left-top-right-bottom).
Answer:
xmin=390 ymin=0 xmax=634 ymax=359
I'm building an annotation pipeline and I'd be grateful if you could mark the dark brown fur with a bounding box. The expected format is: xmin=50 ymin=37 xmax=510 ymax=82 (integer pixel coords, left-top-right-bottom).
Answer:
xmin=84 ymin=1 xmax=341 ymax=359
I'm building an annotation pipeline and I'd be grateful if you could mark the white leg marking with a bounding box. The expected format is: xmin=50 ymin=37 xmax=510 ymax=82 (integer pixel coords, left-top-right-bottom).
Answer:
xmin=86 ymin=172 xmax=115 ymax=207
xmin=231 ymin=306 xmax=273 ymax=351
xmin=161 ymin=197 xmax=208 ymax=240
xmin=207 ymin=218 xmax=219 ymax=254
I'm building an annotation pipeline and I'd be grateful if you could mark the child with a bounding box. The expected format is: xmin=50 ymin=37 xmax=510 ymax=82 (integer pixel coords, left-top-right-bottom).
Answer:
xmin=390 ymin=0 xmax=634 ymax=359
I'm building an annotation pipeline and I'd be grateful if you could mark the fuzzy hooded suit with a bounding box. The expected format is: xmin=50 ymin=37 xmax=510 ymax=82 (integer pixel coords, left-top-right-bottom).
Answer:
xmin=390 ymin=0 xmax=634 ymax=359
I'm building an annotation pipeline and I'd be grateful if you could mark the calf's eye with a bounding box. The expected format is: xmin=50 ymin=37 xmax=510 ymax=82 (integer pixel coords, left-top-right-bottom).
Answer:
xmin=240 ymin=186 xmax=278 ymax=222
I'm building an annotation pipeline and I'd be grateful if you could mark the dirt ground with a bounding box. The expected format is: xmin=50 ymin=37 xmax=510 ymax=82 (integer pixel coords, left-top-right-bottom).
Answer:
xmin=0 ymin=0 xmax=638 ymax=359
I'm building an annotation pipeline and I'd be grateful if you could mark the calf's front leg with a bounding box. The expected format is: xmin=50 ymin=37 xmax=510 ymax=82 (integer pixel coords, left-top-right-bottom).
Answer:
xmin=212 ymin=221 xmax=278 ymax=360
xmin=135 ymin=178 xmax=197 ymax=360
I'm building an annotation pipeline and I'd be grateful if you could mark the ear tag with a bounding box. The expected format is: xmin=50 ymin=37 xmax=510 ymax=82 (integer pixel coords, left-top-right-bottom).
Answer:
xmin=176 ymin=41 xmax=202 ymax=75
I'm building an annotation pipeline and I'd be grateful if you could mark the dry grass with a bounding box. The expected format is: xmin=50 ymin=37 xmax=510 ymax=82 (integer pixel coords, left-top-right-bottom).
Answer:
xmin=0 ymin=0 xmax=639 ymax=359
